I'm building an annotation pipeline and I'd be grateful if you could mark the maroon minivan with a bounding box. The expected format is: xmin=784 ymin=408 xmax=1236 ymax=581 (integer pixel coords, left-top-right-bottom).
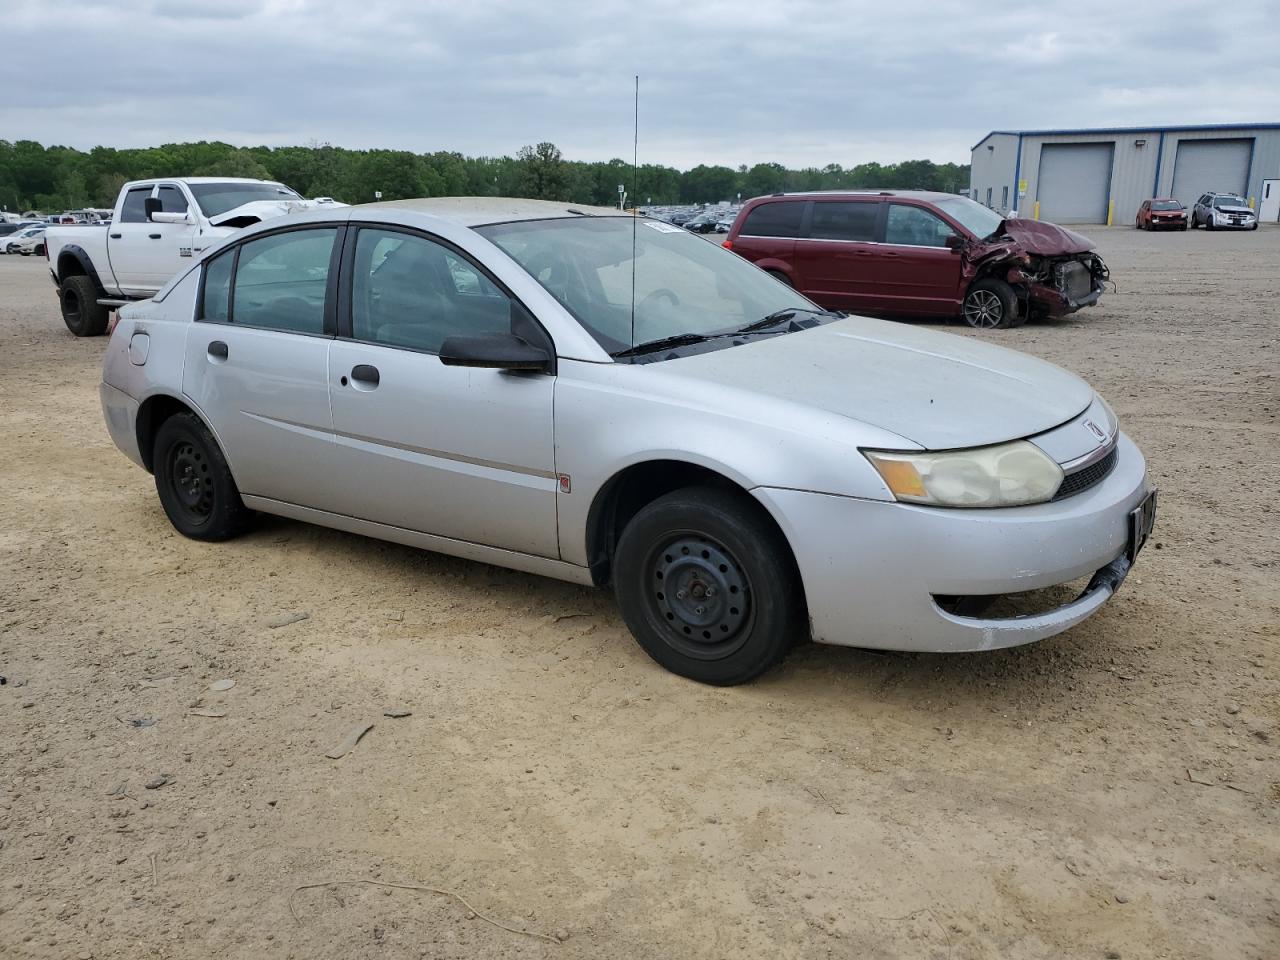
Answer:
xmin=722 ymin=191 xmax=1109 ymax=329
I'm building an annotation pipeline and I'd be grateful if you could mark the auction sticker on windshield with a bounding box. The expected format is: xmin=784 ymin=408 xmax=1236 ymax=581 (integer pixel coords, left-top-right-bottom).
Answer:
xmin=644 ymin=221 xmax=684 ymax=233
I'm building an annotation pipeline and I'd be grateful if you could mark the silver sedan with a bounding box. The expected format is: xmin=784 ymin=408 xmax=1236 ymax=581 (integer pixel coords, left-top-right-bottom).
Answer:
xmin=100 ymin=198 xmax=1155 ymax=685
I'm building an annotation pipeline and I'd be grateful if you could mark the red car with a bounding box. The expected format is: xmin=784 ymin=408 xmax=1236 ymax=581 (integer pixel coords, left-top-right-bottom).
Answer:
xmin=722 ymin=191 xmax=1109 ymax=329
xmin=1135 ymin=198 xmax=1188 ymax=231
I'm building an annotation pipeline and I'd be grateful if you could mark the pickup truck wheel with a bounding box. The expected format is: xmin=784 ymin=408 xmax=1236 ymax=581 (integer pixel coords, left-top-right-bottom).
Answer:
xmin=963 ymin=279 xmax=1019 ymax=329
xmin=153 ymin=413 xmax=253 ymax=541
xmin=60 ymin=275 xmax=109 ymax=337
xmin=613 ymin=487 xmax=802 ymax=685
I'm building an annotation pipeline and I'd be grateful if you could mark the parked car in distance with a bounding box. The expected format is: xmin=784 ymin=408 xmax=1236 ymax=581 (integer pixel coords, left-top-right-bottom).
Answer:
xmin=46 ymin=177 xmax=344 ymax=337
xmin=100 ymin=197 xmax=1154 ymax=686
xmin=723 ymin=191 xmax=1109 ymax=329
xmin=1135 ymin=198 xmax=1187 ymax=230
xmin=684 ymin=211 xmax=721 ymax=234
xmin=7 ymin=225 xmax=47 ymax=256
xmin=1191 ymin=193 xmax=1258 ymax=230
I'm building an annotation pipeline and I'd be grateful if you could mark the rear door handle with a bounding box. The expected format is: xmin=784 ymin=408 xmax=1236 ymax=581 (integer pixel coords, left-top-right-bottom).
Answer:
xmin=110 ymin=232 xmax=122 ymax=239
xmin=350 ymin=364 xmax=380 ymax=388
xmin=148 ymin=233 xmax=162 ymax=239
xmin=207 ymin=340 xmax=228 ymax=360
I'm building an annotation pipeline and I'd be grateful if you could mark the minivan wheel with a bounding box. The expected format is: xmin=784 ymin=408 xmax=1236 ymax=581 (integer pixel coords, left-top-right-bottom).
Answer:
xmin=613 ymin=487 xmax=802 ymax=685
xmin=963 ymin=279 xmax=1019 ymax=329
xmin=766 ymin=269 xmax=794 ymax=287
xmin=59 ymin=275 xmax=109 ymax=337
xmin=153 ymin=413 xmax=253 ymax=541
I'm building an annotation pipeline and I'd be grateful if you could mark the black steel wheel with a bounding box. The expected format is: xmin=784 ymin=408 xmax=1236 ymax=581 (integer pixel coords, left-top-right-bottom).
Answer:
xmin=963 ymin=278 xmax=1019 ymax=329
xmin=153 ymin=412 xmax=253 ymax=541
xmin=613 ymin=487 xmax=803 ymax=685
xmin=59 ymin=274 xmax=109 ymax=337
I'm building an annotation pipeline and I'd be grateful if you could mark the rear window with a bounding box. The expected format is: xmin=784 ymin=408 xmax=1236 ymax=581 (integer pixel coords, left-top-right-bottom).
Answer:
xmin=807 ymin=201 xmax=878 ymax=242
xmin=739 ymin=201 xmax=803 ymax=239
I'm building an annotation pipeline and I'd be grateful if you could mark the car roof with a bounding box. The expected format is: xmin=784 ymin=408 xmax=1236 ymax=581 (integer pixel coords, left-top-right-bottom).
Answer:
xmin=751 ymin=189 xmax=962 ymax=202
xmin=359 ymin=197 xmax=627 ymax=227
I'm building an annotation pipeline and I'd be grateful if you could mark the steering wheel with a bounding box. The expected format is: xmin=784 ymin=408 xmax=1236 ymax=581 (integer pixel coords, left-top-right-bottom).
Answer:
xmin=638 ymin=288 xmax=681 ymax=311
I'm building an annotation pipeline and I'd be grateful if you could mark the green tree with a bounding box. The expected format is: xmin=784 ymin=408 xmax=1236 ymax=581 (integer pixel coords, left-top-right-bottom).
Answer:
xmin=515 ymin=142 xmax=567 ymax=200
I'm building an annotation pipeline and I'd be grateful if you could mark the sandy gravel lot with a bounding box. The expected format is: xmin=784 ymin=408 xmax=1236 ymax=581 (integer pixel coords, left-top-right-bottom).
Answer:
xmin=1 ymin=227 xmax=1277 ymax=960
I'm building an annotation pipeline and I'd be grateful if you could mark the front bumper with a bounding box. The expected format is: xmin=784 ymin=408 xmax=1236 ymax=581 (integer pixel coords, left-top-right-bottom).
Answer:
xmin=754 ymin=432 xmax=1151 ymax=652
xmin=100 ymin=381 xmax=144 ymax=469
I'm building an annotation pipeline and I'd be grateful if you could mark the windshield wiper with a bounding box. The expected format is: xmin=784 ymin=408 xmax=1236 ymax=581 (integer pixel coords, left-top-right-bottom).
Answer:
xmin=611 ymin=332 xmax=719 ymax=359
xmin=735 ymin=306 xmax=839 ymax=335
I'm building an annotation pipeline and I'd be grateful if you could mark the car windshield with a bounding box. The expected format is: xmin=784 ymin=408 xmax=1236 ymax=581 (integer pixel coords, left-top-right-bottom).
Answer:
xmin=931 ymin=196 xmax=1005 ymax=239
xmin=1212 ymin=196 xmax=1247 ymax=208
xmin=1151 ymin=200 xmax=1182 ymax=211
xmin=188 ymin=182 xmax=302 ymax=217
xmin=477 ymin=216 xmax=820 ymax=356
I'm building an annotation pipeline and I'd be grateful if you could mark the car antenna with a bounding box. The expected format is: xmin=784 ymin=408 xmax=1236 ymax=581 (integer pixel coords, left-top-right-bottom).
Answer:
xmin=630 ymin=74 xmax=639 ymax=349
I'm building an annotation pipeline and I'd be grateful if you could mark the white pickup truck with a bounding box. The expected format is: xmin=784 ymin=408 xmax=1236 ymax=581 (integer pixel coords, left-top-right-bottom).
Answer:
xmin=46 ymin=177 xmax=341 ymax=336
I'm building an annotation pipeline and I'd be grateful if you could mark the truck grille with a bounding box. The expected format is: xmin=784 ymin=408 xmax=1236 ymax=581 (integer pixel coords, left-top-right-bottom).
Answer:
xmin=1054 ymin=446 xmax=1117 ymax=500
xmin=1056 ymin=261 xmax=1093 ymax=301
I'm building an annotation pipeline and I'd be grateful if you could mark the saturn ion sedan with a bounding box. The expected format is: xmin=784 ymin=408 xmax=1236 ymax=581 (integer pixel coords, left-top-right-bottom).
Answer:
xmin=100 ymin=198 xmax=1156 ymax=685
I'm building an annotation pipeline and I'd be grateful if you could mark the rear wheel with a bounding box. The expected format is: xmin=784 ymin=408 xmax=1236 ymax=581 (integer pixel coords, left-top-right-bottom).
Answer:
xmin=153 ymin=413 xmax=253 ymax=541
xmin=613 ymin=487 xmax=802 ymax=685
xmin=963 ymin=278 xmax=1019 ymax=329
xmin=59 ymin=274 xmax=109 ymax=337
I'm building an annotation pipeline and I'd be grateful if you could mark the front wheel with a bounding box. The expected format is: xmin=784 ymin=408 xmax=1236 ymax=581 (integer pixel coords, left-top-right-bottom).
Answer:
xmin=613 ymin=487 xmax=803 ymax=685
xmin=963 ymin=278 xmax=1020 ymax=329
xmin=153 ymin=413 xmax=253 ymax=541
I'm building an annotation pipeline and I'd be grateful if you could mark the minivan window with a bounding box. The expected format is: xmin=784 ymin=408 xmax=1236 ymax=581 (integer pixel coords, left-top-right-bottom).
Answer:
xmin=231 ymin=228 xmax=336 ymax=334
xmin=739 ymin=201 xmax=803 ymax=239
xmin=884 ymin=204 xmax=955 ymax=248
xmin=807 ymin=202 xmax=877 ymax=242
xmin=120 ymin=187 xmax=152 ymax=224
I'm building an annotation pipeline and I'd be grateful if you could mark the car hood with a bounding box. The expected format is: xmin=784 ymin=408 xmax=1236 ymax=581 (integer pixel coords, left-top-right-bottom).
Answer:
xmin=1212 ymin=205 xmax=1254 ymax=215
xmin=207 ymin=198 xmax=347 ymax=228
xmin=981 ymin=218 xmax=1095 ymax=256
xmin=664 ymin=315 xmax=1094 ymax=450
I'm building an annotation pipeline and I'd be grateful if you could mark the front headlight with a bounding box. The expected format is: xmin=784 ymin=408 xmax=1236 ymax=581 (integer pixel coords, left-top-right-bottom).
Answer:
xmin=864 ymin=441 xmax=1064 ymax=508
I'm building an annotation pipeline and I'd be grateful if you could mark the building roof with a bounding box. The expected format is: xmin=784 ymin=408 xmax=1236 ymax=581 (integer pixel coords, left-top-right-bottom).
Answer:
xmin=359 ymin=197 xmax=625 ymax=226
xmin=971 ymin=121 xmax=1280 ymax=152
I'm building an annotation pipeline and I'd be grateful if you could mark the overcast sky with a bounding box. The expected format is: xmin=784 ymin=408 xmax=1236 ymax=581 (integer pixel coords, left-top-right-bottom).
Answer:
xmin=3 ymin=0 xmax=1277 ymax=169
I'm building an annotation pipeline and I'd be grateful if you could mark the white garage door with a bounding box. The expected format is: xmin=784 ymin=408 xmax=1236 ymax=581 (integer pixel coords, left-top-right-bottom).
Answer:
xmin=1036 ymin=143 xmax=1114 ymax=224
xmin=1170 ymin=139 xmax=1252 ymax=207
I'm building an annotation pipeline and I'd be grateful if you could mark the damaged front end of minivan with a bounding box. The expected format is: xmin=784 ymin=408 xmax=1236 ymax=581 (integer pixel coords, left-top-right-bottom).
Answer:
xmin=964 ymin=219 xmax=1110 ymax=320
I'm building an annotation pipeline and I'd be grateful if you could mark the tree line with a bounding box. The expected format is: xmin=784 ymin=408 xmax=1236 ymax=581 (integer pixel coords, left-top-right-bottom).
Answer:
xmin=0 ymin=138 xmax=970 ymax=214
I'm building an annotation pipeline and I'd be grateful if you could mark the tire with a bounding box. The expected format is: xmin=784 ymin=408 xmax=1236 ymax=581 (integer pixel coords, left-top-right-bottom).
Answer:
xmin=613 ymin=486 xmax=803 ymax=685
xmin=35 ymin=244 xmax=45 ymax=257
xmin=59 ymin=274 xmax=109 ymax=337
xmin=766 ymin=269 xmax=793 ymax=288
xmin=963 ymin=278 xmax=1019 ymax=329
xmin=153 ymin=412 xmax=253 ymax=541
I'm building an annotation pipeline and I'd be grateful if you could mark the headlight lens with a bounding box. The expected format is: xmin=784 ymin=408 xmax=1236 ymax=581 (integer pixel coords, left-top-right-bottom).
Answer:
xmin=865 ymin=441 xmax=1064 ymax=508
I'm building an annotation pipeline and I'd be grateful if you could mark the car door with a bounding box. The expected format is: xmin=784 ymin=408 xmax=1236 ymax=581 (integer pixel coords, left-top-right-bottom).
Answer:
xmin=108 ymin=184 xmax=159 ymax=295
xmin=325 ymin=224 xmax=559 ymax=558
xmin=181 ymin=225 xmax=342 ymax=508
xmin=871 ymin=203 xmax=965 ymax=316
xmin=790 ymin=199 xmax=882 ymax=312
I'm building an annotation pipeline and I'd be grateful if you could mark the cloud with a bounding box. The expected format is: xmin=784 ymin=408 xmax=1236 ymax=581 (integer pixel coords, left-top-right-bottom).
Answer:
xmin=1 ymin=0 xmax=1276 ymax=169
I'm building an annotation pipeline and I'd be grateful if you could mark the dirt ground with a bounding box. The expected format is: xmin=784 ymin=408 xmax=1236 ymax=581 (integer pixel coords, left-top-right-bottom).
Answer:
xmin=0 ymin=226 xmax=1277 ymax=960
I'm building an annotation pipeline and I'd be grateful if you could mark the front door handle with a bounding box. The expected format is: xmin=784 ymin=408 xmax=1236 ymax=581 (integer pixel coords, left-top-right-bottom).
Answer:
xmin=207 ymin=340 xmax=229 ymax=360
xmin=110 ymin=232 xmax=122 ymax=239
xmin=350 ymin=364 xmax=380 ymax=387
xmin=148 ymin=233 xmax=162 ymax=239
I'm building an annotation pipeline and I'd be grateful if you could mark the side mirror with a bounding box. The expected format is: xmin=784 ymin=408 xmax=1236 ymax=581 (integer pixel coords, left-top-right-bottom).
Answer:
xmin=144 ymin=196 xmax=162 ymax=221
xmin=150 ymin=210 xmax=193 ymax=224
xmin=944 ymin=234 xmax=965 ymax=254
xmin=438 ymin=333 xmax=551 ymax=372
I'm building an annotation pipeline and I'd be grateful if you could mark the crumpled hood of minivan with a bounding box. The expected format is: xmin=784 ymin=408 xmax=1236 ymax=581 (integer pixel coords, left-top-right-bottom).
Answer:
xmin=666 ymin=315 xmax=1094 ymax=450
xmin=987 ymin=218 xmax=1095 ymax=256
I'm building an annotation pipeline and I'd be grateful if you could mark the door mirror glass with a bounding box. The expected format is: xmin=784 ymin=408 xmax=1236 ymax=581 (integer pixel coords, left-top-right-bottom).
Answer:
xmin=438 ymin=333 xmax=550 ymax=371
xmin=143 ymin=196 xmax=162 ymax=221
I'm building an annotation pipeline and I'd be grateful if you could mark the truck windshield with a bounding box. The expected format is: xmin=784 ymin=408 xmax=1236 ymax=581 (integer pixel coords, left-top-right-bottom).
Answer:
xmin=476 ymin=216 xmax=819 ymax=356
xmin=188 ymin=182 xmax=302 ymax=217
xmin=931 ymin=196 xmax=1005 ymax=239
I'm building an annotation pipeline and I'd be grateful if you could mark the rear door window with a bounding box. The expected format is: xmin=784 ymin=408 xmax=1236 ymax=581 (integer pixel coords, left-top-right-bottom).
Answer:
xmin=884 ymin=204 xmax=956 ymax=248
xmin=739 ymin=201 xmax=804 ymax=239
xmin=807 ymin=202 xmax=878 ymax=242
